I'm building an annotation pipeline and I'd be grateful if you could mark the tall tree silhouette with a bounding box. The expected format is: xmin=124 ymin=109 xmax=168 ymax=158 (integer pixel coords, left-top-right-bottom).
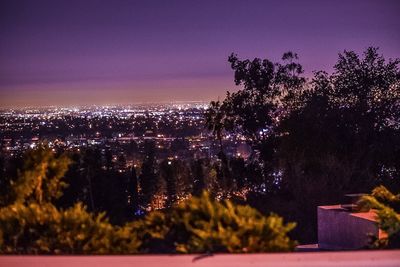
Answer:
xmin=191 ymin=159 xmax=206 ymax=196
xmin=139 ymin=140 xmax=158 ymax=210
xmin=160 ymin=159 xmax=176 ymax=207
xmin=127 ymin=166 xmax=139 ymax=215
xmin=205 ymin=100 xmax=229 ymax=153
xmin=82 ymin=148 xmax=102 ymax=211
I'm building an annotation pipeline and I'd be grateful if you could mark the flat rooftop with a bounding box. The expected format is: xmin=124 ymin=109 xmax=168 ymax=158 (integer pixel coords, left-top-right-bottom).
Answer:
xmin=319 ymin=205 xmax=378 ymax=222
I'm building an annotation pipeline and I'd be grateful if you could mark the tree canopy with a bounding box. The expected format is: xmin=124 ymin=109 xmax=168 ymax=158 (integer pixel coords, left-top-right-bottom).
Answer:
xmin=206 ymin=47 xmax=400 ymax=242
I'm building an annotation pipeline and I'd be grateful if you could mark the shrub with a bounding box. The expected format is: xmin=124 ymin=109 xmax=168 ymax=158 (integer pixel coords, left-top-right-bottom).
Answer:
xmin=359 ymin=185 xmax=400 ymax=248
xmin=137 ymin=191 xmax=297 ymax=253
xmin=0 ymin=147 xmax=140 ymax=254
xmin=0 ymin=202 xmax=140 ymax=254
xmin=0 ymin=147 xmax=296 ymax=254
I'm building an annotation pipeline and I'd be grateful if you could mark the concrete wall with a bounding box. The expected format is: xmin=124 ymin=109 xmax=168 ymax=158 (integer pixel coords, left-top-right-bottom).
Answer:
xmin=318 ymin=205 xmax=382 ymax=250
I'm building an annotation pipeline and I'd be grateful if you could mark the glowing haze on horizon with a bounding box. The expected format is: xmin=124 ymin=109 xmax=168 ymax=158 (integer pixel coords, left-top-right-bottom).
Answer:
xmin=0 ymin=0 xmax=399 ymax=108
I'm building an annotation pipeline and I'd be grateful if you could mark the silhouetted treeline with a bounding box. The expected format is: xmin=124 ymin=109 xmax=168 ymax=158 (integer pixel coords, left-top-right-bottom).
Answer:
xmin=205 ymin=47 xmax=400 ymax=242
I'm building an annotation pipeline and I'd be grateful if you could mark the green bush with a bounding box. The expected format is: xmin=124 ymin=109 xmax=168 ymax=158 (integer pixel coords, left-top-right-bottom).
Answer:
xmin=0 ymin=202 xmax=140 ymax=254
xmin=359 ymin=185 xmax=400 ymax=248
xmin=137 ymin=191 xmax=297 ymax=253
xmin=0 ymin=147 xmax=296 ymax=254
xmin=0 ymin=147 xmax=140 ymax=254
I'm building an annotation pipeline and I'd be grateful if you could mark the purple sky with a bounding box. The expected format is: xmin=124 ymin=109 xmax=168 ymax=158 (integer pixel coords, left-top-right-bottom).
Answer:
xmin=0 ymin=0 xmax=399 ymax=107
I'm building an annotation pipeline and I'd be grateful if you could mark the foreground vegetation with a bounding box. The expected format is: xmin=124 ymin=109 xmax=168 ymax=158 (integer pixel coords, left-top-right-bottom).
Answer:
xmin=0 ymin=147 xmax=296 ymax=254
xmin=360 ymin=186 xmax=400 ymax=249
xmin=1 ymin=147 xmax=398 ymax=253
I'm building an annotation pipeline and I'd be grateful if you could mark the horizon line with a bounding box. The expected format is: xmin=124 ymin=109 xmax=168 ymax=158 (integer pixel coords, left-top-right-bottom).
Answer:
xmin=0 ymin=100 xmax=211 ymax=110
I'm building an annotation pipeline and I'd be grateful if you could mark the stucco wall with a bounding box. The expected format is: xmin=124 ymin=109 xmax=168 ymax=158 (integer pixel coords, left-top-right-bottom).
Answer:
xmin=318 ymin=205 xmax=380 ymax=250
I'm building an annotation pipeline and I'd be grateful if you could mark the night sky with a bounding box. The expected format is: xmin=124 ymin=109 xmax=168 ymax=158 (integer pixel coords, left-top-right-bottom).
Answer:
xmin=0 ymin=0 xmax=399 ymax=107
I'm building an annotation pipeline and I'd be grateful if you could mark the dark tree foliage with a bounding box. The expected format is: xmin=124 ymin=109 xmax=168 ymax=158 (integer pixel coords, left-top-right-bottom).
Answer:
xmin=0 ymin=155 xmax=4 ymax=187
xmin=127 ymin=166 xmax=139 ymax=216
xmin=230 ymin=157 xmax=246 ymax=190
xmin=159 ymin=159 xmax=176 ymax=207
xmin=279 ymin=48 xmax=400 ymax=199
xmin=159 ymin=159 xmax=192 ymax=207
xmin=58 ymin=148 xmax=131 ymax=224
xmin=214 ymin=153 xmax=231 ymax=197
xmin=207 ymin=47 xmax=400 ymax=243
xmin=95 ymin=170 xmax=128 ymax=224
xmin=221 ymin=52 xmax=305 ymax=141
xmin=191 ymin=159 xmax=206 ymax=196
xmin=57 ymin=152 xmax=87 ymax=208
xmin=205 ymin=101 xmax=227 ymax=153
xmin=82 ymin=148 xmax=102 ymax=211
xmin=277 ymin=49 xmax=399 ymax=241
xmin=139 ymin=140 xmax=158 ymax=209
xmin=206 ymin=52 xmax=306 ymax=194
xmin=105 ymin=148 xmax=113 ymax=171
xmin=0 ymin=153 xmax=24 ymax=207
xmin=127 ymin=140 xmax=139 ymax=157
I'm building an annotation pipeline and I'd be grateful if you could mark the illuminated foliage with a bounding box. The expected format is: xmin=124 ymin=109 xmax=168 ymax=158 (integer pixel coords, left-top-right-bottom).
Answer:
xmin=0 ymin=147 xmax=140 ymax=254
xmin=12 ymin=146 xmax=71 ymax=205
xmin=359 ymin=186 xmax=400 ymax=248
xmin=137 ymin=191 xmax=296 ymax=253
xmin=0 ymin=147 xmax=295 ymax=254
xmin=0 ymin=202 xmax=140 ymax=254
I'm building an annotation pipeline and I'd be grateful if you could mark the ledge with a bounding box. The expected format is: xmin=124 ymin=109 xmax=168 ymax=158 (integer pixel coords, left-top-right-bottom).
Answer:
xmin=1 ymin=250 xmax=400 ymax=267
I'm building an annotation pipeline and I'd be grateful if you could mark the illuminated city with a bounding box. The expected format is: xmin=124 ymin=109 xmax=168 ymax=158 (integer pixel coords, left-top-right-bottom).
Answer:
xmin=0 ymin=102 xmax=251 ymax=166
xmin=0 ymin=0 xmax=399 ymax=266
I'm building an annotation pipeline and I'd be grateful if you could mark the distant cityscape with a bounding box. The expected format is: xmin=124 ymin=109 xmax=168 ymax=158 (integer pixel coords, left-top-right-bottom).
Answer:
xmin=0 ymin=102 xmax=251 ymax=172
